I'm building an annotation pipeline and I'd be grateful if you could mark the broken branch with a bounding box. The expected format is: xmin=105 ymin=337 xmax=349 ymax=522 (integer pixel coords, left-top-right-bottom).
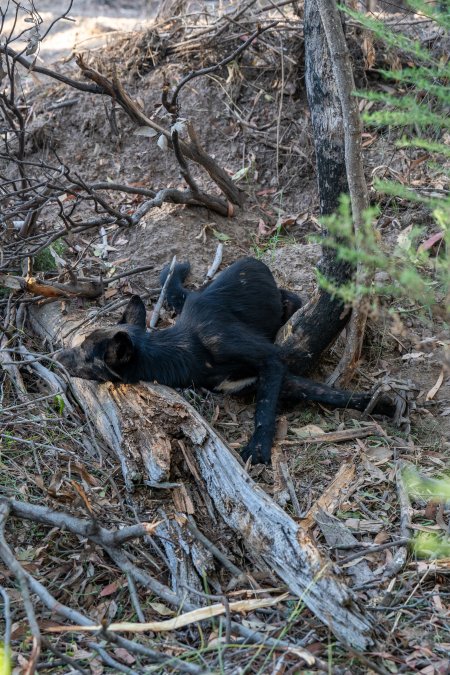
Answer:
xmin=47 ymin=594 xmax=289 ymax=633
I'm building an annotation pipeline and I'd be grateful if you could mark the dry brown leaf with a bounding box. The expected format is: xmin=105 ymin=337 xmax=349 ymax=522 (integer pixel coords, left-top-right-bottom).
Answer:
xmin=361 ymin=458 xmax=387 ymax=481
xmin=374 ymin=531 xmax=391 ymax=545
xmin=113 ymin=648 xmax=136 ymax=665
xmin=100 ymin=580 xmax=123 ymax=597
xmin=292 ymin=424 xmax=324 ymax=437
xmin=364 ymin=445 xmax=393 ymax=464
xmin=258 ymin=219 xmax=272 ymax=236
xmin=47 ymin=470 xmax=65 ymax=496
xmin=70 ymin=480 xmax=93 ymax=513
xmin=362 ymin=34 xmax=376 ymax=69
xmin=76 ymin=463 xmax=99 ymax=487
xmin=426 ymin=369 xmax=444 ymax=401
xmin=148 ymin=602 xmax=174 ymax=617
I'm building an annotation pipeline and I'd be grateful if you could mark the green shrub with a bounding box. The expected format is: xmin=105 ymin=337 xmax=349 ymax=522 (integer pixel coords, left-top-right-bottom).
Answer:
xmin=34 ymin=241 xmax=67 ymax=272
xmin=320 ymin=1 xmax=449 ymax=323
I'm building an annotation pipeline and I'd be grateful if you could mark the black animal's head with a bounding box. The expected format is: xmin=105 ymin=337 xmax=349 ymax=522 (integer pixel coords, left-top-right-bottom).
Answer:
xmin=56 ymin=296 xmax=147 ymax=383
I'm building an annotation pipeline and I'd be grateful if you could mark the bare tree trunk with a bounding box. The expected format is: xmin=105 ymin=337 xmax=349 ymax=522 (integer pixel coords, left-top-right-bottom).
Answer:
xmin=315 ymin=0 xmax=370 ymax=386
xmin=279 ymin=0 xmax=370 ymax=388
xmin=277 ymin=0 xmax=352 ymax=368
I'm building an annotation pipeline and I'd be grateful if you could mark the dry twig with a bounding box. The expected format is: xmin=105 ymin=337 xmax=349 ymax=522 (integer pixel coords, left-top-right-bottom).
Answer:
xmin=0 ymin=501 xmax=41 ymax=675
xmin=381 ymin=460 xmax=412 ymax=580
xmin=149 ymin=255 xmax=177 ymax=329
xmin=205 ymin=243 xmax=224 ymax=282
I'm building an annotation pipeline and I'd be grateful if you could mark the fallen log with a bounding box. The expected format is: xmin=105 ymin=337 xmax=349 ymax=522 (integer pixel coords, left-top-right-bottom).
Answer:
xmin=29 ymin=301 xmax=375 ymax=650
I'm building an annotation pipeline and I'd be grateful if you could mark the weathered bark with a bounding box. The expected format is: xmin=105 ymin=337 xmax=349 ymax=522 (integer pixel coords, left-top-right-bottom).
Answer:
xmin=29 ymin=303 xmax=155 ymax=489
xmin=315 ymin=0 xmax=371 ymax=386
xmin=277 ymin=0 xmax=353 ymax=368
xmin=30 ymin=301 xmax=374 ymax=649
xmin=155 ymin=513 xmax=213 ymax=603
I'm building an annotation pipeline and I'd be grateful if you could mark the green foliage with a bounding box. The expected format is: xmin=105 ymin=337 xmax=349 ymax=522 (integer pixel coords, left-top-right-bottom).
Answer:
xmin=349 ymin=0 xmax=449 ymax=138
xmin=315 ymin=196 xmax=449 ymax=315
xmin=402 ymin=466 xmax=450 ymax=559
xmin=403 ymin=465 xmax=450 ymax=501
xmin=413 ymin=533 xmax=450 ymax=559
xmin=53 ymin=394 xmax=65 ymax=416
xmin=34 ymin=241 xmax=67 ymax=272
xmin=320 ymin=2 xmax=450 ymax=322
xmin=343 ymin=0 xmax=450 ymax=60
xmin=0 ymin=645 xmax=12 ymax=675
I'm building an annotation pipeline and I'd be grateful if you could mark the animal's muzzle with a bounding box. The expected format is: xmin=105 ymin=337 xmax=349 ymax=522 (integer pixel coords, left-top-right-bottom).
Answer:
xmin=54 ymin=348 xmax=93 ymax=379
xmin=54 ymin=348 xmax=77 ymax=373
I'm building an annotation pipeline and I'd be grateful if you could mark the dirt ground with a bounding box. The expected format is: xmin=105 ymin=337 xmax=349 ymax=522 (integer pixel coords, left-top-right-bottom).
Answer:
xmin=22 ymin=0 xmax=447 ymax=433
xmin=1 ymin=0 xmax=449 ymax=673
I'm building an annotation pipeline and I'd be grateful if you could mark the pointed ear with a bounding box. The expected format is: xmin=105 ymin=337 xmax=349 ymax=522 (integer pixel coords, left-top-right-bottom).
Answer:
xmin=119 ymin=296 xmax=146 ymax=328
xmin=105 ymin=331 xmax=135 ymax=366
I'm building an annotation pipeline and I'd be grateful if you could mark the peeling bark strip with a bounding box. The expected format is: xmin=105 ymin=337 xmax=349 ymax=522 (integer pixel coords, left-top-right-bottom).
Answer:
xmin=31 ymin=302 xmax=373 ymax=649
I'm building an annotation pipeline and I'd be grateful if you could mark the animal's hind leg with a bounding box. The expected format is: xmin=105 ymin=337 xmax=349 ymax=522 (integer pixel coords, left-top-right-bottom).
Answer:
xmin=281 ymin=373 xmax=396 ymax=416
xmin=160 ymin=261 xmax=191 ymax=314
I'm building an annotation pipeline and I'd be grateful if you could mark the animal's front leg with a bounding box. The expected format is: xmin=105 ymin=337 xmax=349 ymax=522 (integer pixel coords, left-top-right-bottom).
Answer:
xmin=241 ymin=356 xmax=286 ymax=465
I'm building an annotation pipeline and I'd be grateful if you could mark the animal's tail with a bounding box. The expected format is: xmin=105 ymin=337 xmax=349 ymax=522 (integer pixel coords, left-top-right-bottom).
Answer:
xmin=160 ymin=261 xmax=191 ymax=314
xmin=281 ymin=373 xmax=396 ymax=416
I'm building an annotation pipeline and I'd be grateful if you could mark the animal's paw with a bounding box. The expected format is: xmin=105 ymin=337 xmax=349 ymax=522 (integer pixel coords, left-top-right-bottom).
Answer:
xmin=240 ymin=439 xmax=271 ymax=465
xmin=373 ymin=395 xmax=397 ymax=417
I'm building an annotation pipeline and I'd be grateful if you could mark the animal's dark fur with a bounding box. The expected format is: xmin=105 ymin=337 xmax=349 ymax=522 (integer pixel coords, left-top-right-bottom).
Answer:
xmin=57 ymin=257 xmax=395 ymax=464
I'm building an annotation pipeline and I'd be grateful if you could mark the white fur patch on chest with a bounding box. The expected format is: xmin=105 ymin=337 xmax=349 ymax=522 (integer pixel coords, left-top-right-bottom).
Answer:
xmin=215 ymin=377 xmax=257 ymax=393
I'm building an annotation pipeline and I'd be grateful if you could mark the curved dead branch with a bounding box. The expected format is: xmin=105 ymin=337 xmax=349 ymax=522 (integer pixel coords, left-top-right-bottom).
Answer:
xmin=74 ymin=54 xmax=242 ymax=207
